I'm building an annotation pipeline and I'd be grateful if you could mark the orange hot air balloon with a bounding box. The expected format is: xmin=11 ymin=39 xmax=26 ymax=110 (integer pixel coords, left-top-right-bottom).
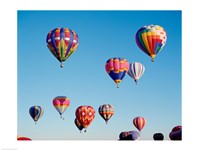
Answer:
xmin=75 ymin=105 xmax=95 ymax=132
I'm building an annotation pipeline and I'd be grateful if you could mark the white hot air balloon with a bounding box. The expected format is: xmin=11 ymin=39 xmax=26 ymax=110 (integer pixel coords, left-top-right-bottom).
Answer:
xmin=128 ymin=62 xmax=145 ymax=84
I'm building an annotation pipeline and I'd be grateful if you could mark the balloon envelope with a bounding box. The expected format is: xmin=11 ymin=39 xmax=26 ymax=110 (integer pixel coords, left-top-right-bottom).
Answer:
xmin=105 ymin=57 xmax=129 ymax=88
xmin=74 ymin=118 xmax=84 ymax=132
xmin=133 ymin=116 xmax=146 ymax=132
xmin=169 ymin=129 xmax=182 ymax=140
xmin=46 ymin=27 xmax=79 ymax=67
xmin=53 ymin=96 xmax=70 ymax=117
xmin=75 ymin=105 xmax=95 ymax=129
xmin=135 ymin=25 xmax=167 ymax=62
xmin=119 ymin=131 xmax=140 ymax=140
xmin=17 ymin=136 xmax=32 ymax=141
xmin=98 ymin=104 xmax=114 ymax=124
xmin=128 ymin=62 xmax=145 ymax=84
xmin=29 ymin=106 xmax=44 ymax=123
xmin=153 ymin=133 xmax=164 ymax=140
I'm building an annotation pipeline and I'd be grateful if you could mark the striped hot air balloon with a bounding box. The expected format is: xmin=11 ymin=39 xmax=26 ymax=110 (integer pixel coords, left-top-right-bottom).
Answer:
xmin=53 ymin=96 xmax=70 ymax=119
xmin=135 ymin=25 xmax=167 ymax=62
xmin=128 ymin=62 xmax=145 ymax=84
xmin=46 ymin=27 xmax=79 ymax=68
xmin=98 ymin=104 xmax=114 ymax=124
xmin=133 ymin=116 xmax=146 ymax=132
xmin=105 ymin=57 xmax=129 ymax=88
xmin=29 ymin=106 xmax=44 ymax=124
xmin=75 ymin=105 xmax=95 ymax=132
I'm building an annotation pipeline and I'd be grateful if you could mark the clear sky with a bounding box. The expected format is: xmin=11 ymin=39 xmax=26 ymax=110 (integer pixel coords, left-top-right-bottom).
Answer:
xmin=17 ymin=10 xmax=181 ymax=140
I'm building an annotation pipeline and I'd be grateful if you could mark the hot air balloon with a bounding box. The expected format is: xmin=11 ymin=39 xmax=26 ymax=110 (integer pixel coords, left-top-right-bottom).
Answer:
xmin=17 ymin=136 xmax=32 ymax=141
xmin=105 ymin=57 xmax=129 ymax=88
xmin=46 ymin=27 xmax=79 ymax=68
xmin=128 ymin=62 xmax=145 ymax=84
xmin=53 ymin=96 xmax=70 ymax=119
xmin=119 ymin=131 xmax=140 ymax=140
xmin=29 ymin=106 xmax=44 ymax=124
xmin=133 ymin=116 xmax=146 ymax=132
xmin=98 ymin=104 xmax=114 ymax=124
xmin=135 ymin=25 xmax=167 ymax=62
xmin=119 ymin=131 xmax=130 ymax=140
xmin=153 ymin=133 xmax=164 ymax=140
xmin=169 ymin=125 xmax=182 ymax=140
xmin=75 ymin=105 xmax=95 ymax=132
xmin=74 ymin=118 xmax=84 ymax=133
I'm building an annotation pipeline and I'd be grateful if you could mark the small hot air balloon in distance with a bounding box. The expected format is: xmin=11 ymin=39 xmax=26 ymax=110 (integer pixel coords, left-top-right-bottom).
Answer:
xmin=133 ymin=116 xmax=146 ymax=132
xmin=75 ymin=105 xmax=95 ymax=132
xmin=46 ymin=27 xmax=79 ymax=68
xmin=135 ymin=25 xmax=167 ymax=62
xmin=169 ymin=125 xmax=182 ymax=140
xmin=98 ymin=104 xmax=114 ymax=124
xmin=153 ymin=133 xmax=164 ymax=140
xmin=105 ymin=57 xmax=129 ymax=88
xmin=53 ymin=96 xmax=70 ymax=119
xmin=17 ymin=136 xmax=32 ymax=141
xmin=119 ymin=131 xmax=140 ymax=140
xmin=29 ymin=106 xmax=44 ymax=124
xmin=128 ymin=62 xmax=145 ymax=84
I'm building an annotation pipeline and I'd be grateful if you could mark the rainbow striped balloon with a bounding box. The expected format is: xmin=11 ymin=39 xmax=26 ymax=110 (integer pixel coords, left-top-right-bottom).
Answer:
xmin=46 ymin=27 xmax=79 ymax=68
xmin=133 ymin=116 xmax=146 ymax=132
xmin=53 ymin=96 xmax=70 ymax=119
xmin=105 ymin=57 xmax=129 ymax=88
xmin=135 ymin=25 xmax=167 ymax=62
xmin=98 ymin=104 xmax=114 ymax=124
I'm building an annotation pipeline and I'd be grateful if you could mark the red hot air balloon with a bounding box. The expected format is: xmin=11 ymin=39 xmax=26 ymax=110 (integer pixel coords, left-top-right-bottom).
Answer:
xmin=75 ymin=105 xmax=95 ymax=132
xmin=17 ymin=136 xmax=32 ymax=141
xmin=133 ymin=116 xmax=146 ymax=132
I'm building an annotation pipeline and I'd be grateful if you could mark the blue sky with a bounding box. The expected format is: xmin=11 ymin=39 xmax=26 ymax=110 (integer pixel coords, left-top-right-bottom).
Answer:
xmin=17 ymin=10 xmax=181 ymax=140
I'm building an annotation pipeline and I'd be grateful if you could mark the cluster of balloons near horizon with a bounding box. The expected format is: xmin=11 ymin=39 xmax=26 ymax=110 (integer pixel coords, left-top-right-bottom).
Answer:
xmin=119 ymin=116 xmax=146 ymax=140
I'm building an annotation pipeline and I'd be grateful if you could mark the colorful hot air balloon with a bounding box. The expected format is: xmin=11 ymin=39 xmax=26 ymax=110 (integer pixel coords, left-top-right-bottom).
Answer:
xmin=75 ymin=105 xmax=95 ymax=132
xmin=128 ymin=62 xmax=145 ymax=84
xmin=98 ymin=104 xmax=114 ymax=124
xmin=119 ymin=131 xmax=140 ymax=140
xmin=74 ymin=118 xmax=84 ymax=133
xmin=17 ymin=136 xmax=32 ymax=141
xmin=46 ymin=27 xmax=79 ymax=68
xmin=135 ymin=25 xmax=167 ymax=62
xmin=133 ymin=116 xmax=146 ymax=132
xmin=29 ymin=106 xmax=44 ymax=124
xmin=105 ymin=57 xmax=129 ymax=88
xmin=53 ymin=96 xmax=70 ymax=119
xmin=153 ymin=133 xmax=164 ymax=140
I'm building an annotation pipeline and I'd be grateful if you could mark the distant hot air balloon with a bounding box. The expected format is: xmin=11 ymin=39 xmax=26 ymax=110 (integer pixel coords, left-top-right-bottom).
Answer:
xmin=46 ymin=27 xmax=79 ymax=68
xmin=169 ymin=125 xmax=182 ymax=140
xmin=119 ymin=131 xmax=140 ymax=140
xmin=29 ymin=106 xmax=44 ymax=124
xmin=105 ymin=57 xmax=129 ymax=88
xmin=74 ymin=118 xmax=84 ymax=133
xmin=135 ymin=25 xmax=167 ymax=62
xmin=128 ymin=62 xmax=145 ymax=84
xmin=17 ymin=136 xmax=32 ymax=141
xmin=119 ymin=131 xmax=130 ymax=140
xmin=53 ymin=96 xmax=70 ymax=119
xmin=75 ymin=105 xmax=95 ymax=132
xmin=133 ymin=116 xmax=146 ymax=132
xmin=98 ymin=104 xmax=114 ymax=124
xmin=153 ymin=133 xmax=164 ymax=140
